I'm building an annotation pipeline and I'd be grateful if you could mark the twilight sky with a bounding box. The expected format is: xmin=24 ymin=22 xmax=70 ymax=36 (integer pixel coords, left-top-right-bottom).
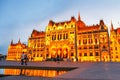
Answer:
xmin=0 ymin=0 xmax=120 ymax=55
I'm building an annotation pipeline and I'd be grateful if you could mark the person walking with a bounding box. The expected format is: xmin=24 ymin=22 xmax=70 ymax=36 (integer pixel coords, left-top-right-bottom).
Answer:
xmin=57 ymin=55 xmax=60 ymax=64
xmin=21 ymin=52 xmax=28 ymax=65
xmin=21 ymin=52 xmax=25 ymax=65
xmin=24 ymin=54 xmax=28 ymax=65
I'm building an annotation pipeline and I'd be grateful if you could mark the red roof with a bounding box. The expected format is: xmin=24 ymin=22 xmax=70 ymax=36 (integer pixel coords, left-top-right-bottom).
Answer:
xmin=31 ymin=29 xmax=45 ymax=37
xmin=48 ymin=16 xmax=76 ymax=26
xmin=78 ymin=24 xmax=99 ymax=32
xmin=117 ymin=28 xmax=120 ymax=34
xmin=10 ymin=42 xmax=27 ymax=48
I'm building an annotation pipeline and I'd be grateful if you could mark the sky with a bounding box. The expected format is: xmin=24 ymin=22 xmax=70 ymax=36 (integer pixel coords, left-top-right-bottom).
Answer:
xmin=0 ymin=0 xmax=120 ymax=55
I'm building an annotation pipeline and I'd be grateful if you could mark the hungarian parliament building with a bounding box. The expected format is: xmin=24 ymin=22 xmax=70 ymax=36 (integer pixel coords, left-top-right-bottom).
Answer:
xmin=6 ymin=13 xmax=120 ymax=62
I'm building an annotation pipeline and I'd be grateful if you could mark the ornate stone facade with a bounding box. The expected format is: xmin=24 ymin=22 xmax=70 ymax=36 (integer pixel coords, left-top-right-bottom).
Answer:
xmin=77 ymin=18 xmax=110 ymax=62
xmin=6 ymin=39 xmax=27 ymax=61
xmin=7 ymin=13 xmax=120 ymax=62
xmin=110 ymin=23 xmax=120 ymax=62
xmin=28 ymin=30 xmax=45 ymax=61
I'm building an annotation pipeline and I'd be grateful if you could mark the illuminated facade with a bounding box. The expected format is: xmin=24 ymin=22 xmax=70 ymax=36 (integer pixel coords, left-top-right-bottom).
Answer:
xmin=6 ymin=39 xmax=27 ymax=61
xmin=45 ymin=14 xmax=110 ymax=62
xmin=28 ymin=30 xmax=45 ymax=61
xmin=77 ymin=16 xmax=110 ymax=62
xmin=110 ymin=23 xmax=120 ymax=62
xmin=45 ymin=16 xmax=76 ymax=61
xmin=7 ymin=13 xmax=119 ymax=62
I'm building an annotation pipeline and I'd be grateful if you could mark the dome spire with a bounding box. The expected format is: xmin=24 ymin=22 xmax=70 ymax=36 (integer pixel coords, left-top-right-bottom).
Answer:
xmin=78 ymin=12 xmax=81 ymax=21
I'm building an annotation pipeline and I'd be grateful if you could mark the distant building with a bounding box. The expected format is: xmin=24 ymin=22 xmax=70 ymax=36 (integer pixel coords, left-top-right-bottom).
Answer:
xmin=6 ymin=39 xmax=27 ymax=61
xmin=110 ymin=23 xmax=120 ymax=62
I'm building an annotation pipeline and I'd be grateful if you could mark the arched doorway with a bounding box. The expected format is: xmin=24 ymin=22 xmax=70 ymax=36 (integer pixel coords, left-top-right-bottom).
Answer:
xmin=101 ymin=51 xmax=110 ymax=62
xmin=57 ymin=48 xmax=63 ymax=58
xmin=50 ymin=45 xmax=69 ymax=60
xmin=63 ymin=48 xmax=68 ymax=59
xmin=51 ymin=47 xmax=57 ymax=58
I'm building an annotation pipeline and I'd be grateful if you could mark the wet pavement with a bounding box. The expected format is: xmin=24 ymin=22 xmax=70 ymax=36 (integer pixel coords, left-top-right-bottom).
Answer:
xmin=0 ymin=61 xmax=120 ymax=80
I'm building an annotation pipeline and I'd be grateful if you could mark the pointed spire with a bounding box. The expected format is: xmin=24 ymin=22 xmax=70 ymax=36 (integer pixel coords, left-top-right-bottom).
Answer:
xmin=11 ymin=40 xmax=13 ymax=45
xmin=111 ymin=21 xmax=114 ymax=31
xmin=100 ymin=20 xmax=104 ymax=25
xmin=78 ymin=12 xmax=81 ymax=21
xmin=18 ymin=38 xmax=21 ymax=44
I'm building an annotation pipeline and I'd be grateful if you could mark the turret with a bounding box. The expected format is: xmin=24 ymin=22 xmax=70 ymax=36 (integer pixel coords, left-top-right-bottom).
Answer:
xmin=10 ymin=40 xmax=13 ymax=45
xmin=18 ymin=38 xmax=21 ymax=44
xmin=110 ymin=21 xmax=114 ymax=31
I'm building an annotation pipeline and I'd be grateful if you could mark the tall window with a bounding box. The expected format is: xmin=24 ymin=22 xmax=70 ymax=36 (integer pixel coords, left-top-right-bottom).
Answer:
xmin=95 ymin=52 xmax=99 ymax=56
xmin=84 ymin=53 xmax=87 ymax=56
xmin=71 ymin=25 xmax=73 ymax=28
xmin=60 ymin=34 xmax=62 ymax=40
xmin=53 ymin=27 xmax=55 ymax=30
xmin=116 ymin=56 xmax=118 ymax=58
xmin=91 ymin=39 xmax=93 ymax=44
xmin=103 ymin=45 xmax=106 ymax=50
xmin=54 ymin=35 xmax=56 ymax=40
xmin=63 ymin=33 xmax=68 ymax=39
xmin=52 ymin=35 xmax=56 ymax=40
xmin=79 ymin=53 xmax=82 ymax=56
xmin=79 ymin=40 xmax=81 ymax=45
xmin=52 ymin=35 xmax=54 ymax=40
xmin=65 ymin=25 xmax=66 ymax=28
xmin=46 ymin=54 xmax=49 ymax=57
xmin=88 ymin=39 xmax=90 ymax=44
xmin=33 ymin=54 xmax=35 ymax=57
xmin=37 ymin=54 xmax=39 ymax=57
xmin=63 ymin=34 xmax=65 ymax=39
xmin=84 ymin=46 xmax=87 ymax=49
xmin=83 ymin=39 xmax=87 ymax=44
xmin=71 ymin=53 xmax=74 ymax=56
xmin=71 ymin=46 xmax=74 ymax=49
xmin=66 ymin=34 xmax=68 ymax=39
xmin=58 ymin=34 xmax=60 ymax=40
xmin=90 ymin=53 xmax=93 ymax=56
xmin=95 ymin=38 xmax=97 ymax=44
